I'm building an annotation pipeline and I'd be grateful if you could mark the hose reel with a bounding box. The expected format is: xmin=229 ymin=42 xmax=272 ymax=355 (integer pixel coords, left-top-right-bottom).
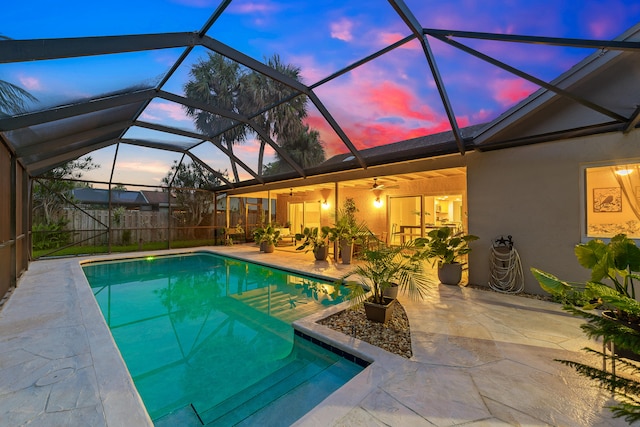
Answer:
xmin=489 ymin=235 xmax=524 ymax=294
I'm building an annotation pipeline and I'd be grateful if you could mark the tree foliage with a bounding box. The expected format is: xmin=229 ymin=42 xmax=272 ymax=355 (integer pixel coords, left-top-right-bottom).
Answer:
xmin=32 ymin=157 xmax=99 ymax=225
xmin=162 ymin=161 xmax=226 ymax=228
xmin=0 ymin=36 xmax=38 ymax=115
xmin=183 ymin=52 xmax=325 ymax=181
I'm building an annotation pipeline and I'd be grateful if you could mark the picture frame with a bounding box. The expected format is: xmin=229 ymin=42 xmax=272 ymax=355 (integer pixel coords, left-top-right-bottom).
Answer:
xmin=593 ymin=187 xmax=622 ymax=212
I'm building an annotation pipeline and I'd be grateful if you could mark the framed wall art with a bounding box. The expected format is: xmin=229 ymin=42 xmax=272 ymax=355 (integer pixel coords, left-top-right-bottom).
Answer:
xmin=593 ymin=187 xmax=622 ymax=212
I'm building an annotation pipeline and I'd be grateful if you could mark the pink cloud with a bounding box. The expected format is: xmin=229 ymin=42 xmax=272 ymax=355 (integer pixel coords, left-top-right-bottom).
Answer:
xmin=349 ymin=120 xmax=450 ymax=150
xmin=366 ymin=81 xmax=439 ymax=122
xmin=378 ymin=32 xmax=420 ymax=50
xmin=117 ymin=160 xmax=173 ymax=175
xmin=330 ymin=18 xmax=354 ymax=42
xmin=139 ymin=111 xmax=161 ymax=122
xmin=145 ymin=102 xmax=191 ymax=122
xmin=304 ymin=115 xmax=346 ymax=157
xmin=588 ymin=16 xmax=625 ymax=39
xmin=471 ymin=109 xmax=493 ymax=123
xmin=19 ymin=75 xmax=41 ymax=91
xmin=491 ymin=78 xmax=537 ymax=106
xmin=230 ymin=1 xmax=278 ymax=14
xmin=306 ymin=66 xmax=454 ymax=156
xmin=286 ymin=54 xmax=332 ymax=85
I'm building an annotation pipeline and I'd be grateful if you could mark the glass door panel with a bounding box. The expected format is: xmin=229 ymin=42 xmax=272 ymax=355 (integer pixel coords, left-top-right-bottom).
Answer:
xmin=389 ymin=196 xmax=422 ymax=245
xmin=288 ymin=203 xmax=304 ymax=236
xmin=304 ymin=202 xmax=321 ymax=230
xmin=433 ymin=194 xmax=463 ymax=231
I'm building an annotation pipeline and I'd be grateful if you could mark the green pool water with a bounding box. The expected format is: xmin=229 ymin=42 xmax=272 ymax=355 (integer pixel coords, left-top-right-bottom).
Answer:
xmin=83 ymin=252 xmax=363 ymax=425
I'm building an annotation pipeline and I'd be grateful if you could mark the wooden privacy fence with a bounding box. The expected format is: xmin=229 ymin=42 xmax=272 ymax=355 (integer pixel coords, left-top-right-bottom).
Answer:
xmin=64 ymin=209 xmax=167 ymax=245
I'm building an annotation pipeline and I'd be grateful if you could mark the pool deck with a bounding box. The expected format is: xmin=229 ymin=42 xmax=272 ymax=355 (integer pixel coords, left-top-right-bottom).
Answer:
xmin=0 ymin=244 xmax=629 ymax=426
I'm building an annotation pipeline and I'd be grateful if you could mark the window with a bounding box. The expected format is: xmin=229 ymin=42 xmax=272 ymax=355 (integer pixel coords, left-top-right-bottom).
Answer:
xmin=584 ymin=162 xmax=640 ymax=239
xmin=389 ymin=194 xmax=465 ymax=245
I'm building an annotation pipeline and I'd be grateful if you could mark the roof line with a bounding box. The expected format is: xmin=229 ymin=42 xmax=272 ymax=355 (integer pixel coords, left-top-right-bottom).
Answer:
xmin=474 ymin=24 xmax=640 ymax=144
xmin=430 ymin=33 xmax=627 ymax=123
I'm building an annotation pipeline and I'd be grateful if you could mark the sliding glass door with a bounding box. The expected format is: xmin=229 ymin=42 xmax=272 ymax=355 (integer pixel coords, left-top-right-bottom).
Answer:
xmin=288 ymin=202 xmax=321 ymax=236
xmin=389 ymin=194 xmax=465 ymax=245
xmin=389 ymin=196 xmax=422 ymax=245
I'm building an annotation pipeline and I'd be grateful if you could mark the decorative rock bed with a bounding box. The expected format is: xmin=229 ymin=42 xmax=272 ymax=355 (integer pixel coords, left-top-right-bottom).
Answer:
xmin=318 ymin=303 xmax=412 ymax=359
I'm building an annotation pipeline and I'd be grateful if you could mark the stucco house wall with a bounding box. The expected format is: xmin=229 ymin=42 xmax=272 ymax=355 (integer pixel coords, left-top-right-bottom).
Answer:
xmin=466 ymin=129 xmax=640 ymax=294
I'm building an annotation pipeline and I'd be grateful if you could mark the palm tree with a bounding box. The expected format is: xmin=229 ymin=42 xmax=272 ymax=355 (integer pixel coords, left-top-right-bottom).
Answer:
xmin=0 ymin=36 xmax=38 ymax=115
xmin=264 ymin=125 xmax=326 ymax=174
xmin=183 ymin=52 xmax=325 ymax=179
xmin=183 ymin=53 xmax=248 ymax=181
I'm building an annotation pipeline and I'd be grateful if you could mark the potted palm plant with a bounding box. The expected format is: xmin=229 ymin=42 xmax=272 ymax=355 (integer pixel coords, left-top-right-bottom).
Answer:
xmin=338 ymin=242 xmax=432 ymax=323
xmin=530 ymin=233 xmax=640 ymax=422
xmin=415 ymin=226 xmax=479 ymax=285
xmin=295 ymin=226 xmax=331 ymax=261
xmin=533 ymin=233 xmax=640 ymax=333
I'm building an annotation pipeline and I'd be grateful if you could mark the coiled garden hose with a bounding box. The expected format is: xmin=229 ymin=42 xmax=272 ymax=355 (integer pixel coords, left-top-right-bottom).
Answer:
xmin=489 ymin=236 xmax=524 ymax=294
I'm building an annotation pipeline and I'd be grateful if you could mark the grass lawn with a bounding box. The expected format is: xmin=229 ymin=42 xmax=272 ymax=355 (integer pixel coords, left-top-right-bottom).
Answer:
xmin=33 ymin=239 xmax=226 ymax=259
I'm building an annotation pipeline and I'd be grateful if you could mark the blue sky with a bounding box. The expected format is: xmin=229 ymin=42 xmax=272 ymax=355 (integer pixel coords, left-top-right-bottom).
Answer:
xmin=3 ymin=0 xmax=640 ymax=186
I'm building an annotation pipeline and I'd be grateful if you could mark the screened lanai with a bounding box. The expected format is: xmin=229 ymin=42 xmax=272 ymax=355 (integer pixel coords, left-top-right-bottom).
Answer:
xmin=3 ymin=1 xmax=640 ymax=298
xmin=5 ymin=1 xmax=640 ymax=183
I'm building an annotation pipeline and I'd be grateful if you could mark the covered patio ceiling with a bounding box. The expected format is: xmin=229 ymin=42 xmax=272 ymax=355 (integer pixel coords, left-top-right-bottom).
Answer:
xmin=2 ymin=1 xmax=640 ymax=193
xmin=235 ymin=167 xmax=467 ymax=199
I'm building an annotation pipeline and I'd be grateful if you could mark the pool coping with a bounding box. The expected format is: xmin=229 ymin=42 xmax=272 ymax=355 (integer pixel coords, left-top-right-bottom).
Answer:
xmin=73 ymin=246 xmax=393 ymax=425
xmin=6 ymin=244 xmax=630 ymax=426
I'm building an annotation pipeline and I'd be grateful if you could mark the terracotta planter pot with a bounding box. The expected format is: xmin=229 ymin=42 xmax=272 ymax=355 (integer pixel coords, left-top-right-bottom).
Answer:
xmin=437 ymin=262 xmax=463 ymax=285
xmin=314 ymin=246 xmax=329 ymax=261
xmin=259 ymin=241 xmax=267 ymax=252
xmin=263 ymin=243 xmax=275 ymax=253
xmin=364 ymin=297 xmax=397 ymax=323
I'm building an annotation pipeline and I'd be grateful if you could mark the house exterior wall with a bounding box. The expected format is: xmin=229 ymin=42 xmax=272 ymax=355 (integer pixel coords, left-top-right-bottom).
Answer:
xmin=466 ymin=129 xmax=640 ymax=294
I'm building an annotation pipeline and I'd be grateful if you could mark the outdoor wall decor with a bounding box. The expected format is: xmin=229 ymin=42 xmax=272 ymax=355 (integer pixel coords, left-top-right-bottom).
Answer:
xmin=593 ymin=187 xmax=622 ymax=212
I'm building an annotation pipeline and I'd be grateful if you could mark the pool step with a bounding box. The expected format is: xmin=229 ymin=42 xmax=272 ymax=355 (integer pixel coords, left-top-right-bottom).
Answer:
xmin=153 ymin=403 xmax=203 ymax=427
xmin=195 ymin=339 xmax=362 ymax=426
xmin=231 ymin=287 xmax=324 ymax=323
xmin=234 ymin=357 xmax=363 ymax=426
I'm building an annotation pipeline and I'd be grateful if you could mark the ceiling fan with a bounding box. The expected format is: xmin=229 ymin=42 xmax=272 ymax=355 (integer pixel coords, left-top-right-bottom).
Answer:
xmin=370 ymin=177 xmax=399 ymax=190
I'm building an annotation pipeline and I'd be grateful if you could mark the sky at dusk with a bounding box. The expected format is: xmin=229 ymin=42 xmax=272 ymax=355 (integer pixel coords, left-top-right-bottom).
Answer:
xmin=3 ymin=0 xmax=640 ymax=187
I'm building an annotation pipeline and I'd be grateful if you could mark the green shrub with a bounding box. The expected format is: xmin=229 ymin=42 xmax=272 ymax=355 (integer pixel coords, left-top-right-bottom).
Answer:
xmin=32 ymin=219 xmax=72 ymax=251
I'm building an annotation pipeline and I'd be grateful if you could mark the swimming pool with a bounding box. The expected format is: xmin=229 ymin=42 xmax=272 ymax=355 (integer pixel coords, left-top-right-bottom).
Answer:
xmin=82 ymin=252 xmax=363 ymax=425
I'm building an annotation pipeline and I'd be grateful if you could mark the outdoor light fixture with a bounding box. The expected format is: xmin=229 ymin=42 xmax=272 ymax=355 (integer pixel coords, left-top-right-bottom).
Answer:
xmin=615 ymin=169 xmax=633 ymax=176
xmin=320 ymin=188 xmax=331 ymax=209
xmin=373 ymin=189 xmax=383 ymax=208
